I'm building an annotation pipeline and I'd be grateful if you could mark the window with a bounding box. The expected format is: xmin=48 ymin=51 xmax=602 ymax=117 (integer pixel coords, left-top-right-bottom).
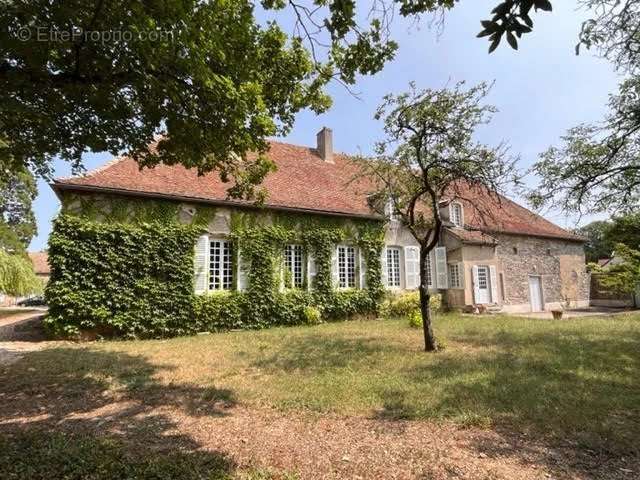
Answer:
xmin=451 ymin=202 xmax=463 ymax=227
xmin=512 ymin=247 xmax=518 ymax=255
xmin=284 ymin=244 xmax=304 ymax=289
xmin=386 ymin=247 xmax=401 ymax=288
xmin=448 ymin=264 xmax=461 ymax=288
xmin=337 ymin=245 xmax=357 ymax=289
xmin=384 ymin=199 xmax=397 ymax=221
xmin=209 ymin=239 xmax=233 ymax=290
xmin=477 ymin=266 xmax=488 ymax=289
xmin=425 ymin=252 xmax=433 ymax=287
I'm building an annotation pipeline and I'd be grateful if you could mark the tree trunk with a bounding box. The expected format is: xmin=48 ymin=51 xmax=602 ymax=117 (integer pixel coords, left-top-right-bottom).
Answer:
xmin=419 ymin=248 xmax=438 ymax=352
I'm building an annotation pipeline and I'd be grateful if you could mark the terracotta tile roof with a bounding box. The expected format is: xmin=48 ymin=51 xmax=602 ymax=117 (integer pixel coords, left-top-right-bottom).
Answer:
xmin=54 ymin=141 xmax=376 ymax=218
xmin=442 ymin=182 xmax=584 ymax=242
xmin=446 ymin=227 xmax=498 ymax=245
xmin=28 ymin=251 xmax=50 ymax=275
xmin=52 ymin=140 xmax=583 ymax=242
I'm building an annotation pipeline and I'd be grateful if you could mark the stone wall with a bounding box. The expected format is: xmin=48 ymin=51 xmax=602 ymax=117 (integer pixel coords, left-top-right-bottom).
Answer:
xmin=494 ymin=234 xmax=589 ymax=310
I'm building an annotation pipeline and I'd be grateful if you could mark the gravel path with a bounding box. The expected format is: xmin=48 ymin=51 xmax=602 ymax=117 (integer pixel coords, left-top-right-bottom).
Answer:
xmin=0 ymin=340 xmax=59 ymax=366
xmin=0 ymin=309 xmax=56 ymax=365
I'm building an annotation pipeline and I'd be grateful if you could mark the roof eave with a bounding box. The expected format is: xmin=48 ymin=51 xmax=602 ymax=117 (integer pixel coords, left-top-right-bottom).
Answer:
xmin=51 ymin=182 xmax=383 ymax=221
xmin=472 ymin=227 xmax=586 ymax=243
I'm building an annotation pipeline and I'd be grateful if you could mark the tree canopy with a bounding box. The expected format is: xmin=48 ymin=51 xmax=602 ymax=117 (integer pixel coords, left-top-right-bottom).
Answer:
xmin=530 ymin=1 xmax=640 ymax=214
xmin=577 ymin=220 xmax=615 ymax=263
xmin=359 ymin=82 xmax=516 ymax=351
xmin=0 ymin=0 xmax=555 ymax=198
xmin=0 ymin=148 xmax=37 ymax=250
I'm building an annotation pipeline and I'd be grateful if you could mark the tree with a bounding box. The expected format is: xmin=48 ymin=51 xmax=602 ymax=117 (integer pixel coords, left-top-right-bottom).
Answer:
xmin=358 ymin=82 xmax=516 ymax=351
xmin=0 ymin=140 xmax=37 ymax=249
xmin=606 ymin=212 xmax=640 ymax=251
xmin=1 ymin=0 xmax=555 ymax=198
xmin=593 ymin=244 xmax=640 ymax=298
xmin=577 ymin=220 xmax=614 ymax=263
xmin=529 ymin=1 xmax=640 ymax=214
xmin=0 ymin=248 xmax=42 ymax=297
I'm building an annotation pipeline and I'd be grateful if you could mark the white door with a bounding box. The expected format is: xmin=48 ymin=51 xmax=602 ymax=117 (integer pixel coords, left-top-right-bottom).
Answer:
xmin=475 ymin=266 xmax=491 ymax=304
xmin=528 ymin=276 xmax=544 ymax=312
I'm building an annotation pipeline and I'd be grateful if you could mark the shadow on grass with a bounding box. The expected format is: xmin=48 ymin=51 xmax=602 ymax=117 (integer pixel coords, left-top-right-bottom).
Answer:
xmin=247 ymin=326 xmax=640 ymax=457
xmin=249 ymin=336 xmax=401 ymax=372
xmin=0 ymin=348 xmax=238 ymax=479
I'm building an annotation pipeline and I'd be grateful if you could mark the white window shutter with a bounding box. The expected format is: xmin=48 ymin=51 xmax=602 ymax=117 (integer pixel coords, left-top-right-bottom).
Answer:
xmin=489 ymin=265 xmax=499 ymax=303
xmin=458 ymin=262 xmax=465 ymax=290
xmin=359 ymin=249 xmax=367 ymax=289
xmin=194 ymin=235 xmax=209 ymax=294
xmin=307 ymin=253 xmax=317 ymax=291
xmin=332 ymin=247 xmax=339 ymax=287
xmin=435 ymin=247 xmax=448 ymax=289
xmin=237 ymin=247 xmax=249 ymax=291
xmin=428 ymin=250 xmax=435 ymax=288
xmin=381 ymin=247 xmax=388 ymax=287
xmin=404 ymin=246 xmax=419 ymax=290
xmin=472 ymin=265 xmax=480 ymax=303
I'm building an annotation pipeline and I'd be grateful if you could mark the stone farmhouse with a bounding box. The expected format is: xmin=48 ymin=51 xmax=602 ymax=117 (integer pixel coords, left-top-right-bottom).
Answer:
xmin=52 ymin=128 xmax=590 ymax=314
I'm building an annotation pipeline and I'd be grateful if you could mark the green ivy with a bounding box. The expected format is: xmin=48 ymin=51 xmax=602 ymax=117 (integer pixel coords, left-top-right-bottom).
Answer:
xmin=45 ymin=215 xmax=199 ymax=338
xmin=48 ymin=194 xmax=385 ymax=339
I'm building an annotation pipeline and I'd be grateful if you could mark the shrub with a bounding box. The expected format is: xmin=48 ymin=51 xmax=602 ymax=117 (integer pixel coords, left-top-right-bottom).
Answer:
xmin=193 ymin=291 xmax=244 ymax=332
xmin=303 ymin=306 xmax=322 ymax=325
xmin=323 ymin=289 xmax=376 ymax=320
xmin=408 ymin=309 xmax=422 ymax=328
xmin=381 ymin=291 xmax=442 ymax=319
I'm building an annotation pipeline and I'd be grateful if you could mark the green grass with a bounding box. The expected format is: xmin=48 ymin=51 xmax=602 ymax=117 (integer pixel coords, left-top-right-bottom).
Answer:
xmin=3 ymin=313 xmax=640 ymax=456
xmin=0 ymin=432 xmax=233 ymax=480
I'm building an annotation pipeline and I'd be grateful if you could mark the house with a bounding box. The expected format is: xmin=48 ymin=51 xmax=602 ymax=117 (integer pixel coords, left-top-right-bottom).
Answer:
xmin=28 ymin=251 xmax=50 ymax=283
xmin=51 ymin=128 xmax=590 ymax=314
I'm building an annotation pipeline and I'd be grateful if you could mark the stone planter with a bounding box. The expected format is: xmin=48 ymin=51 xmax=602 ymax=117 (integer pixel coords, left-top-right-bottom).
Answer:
xmin=551 ymin=309 xmax=563 ymax=320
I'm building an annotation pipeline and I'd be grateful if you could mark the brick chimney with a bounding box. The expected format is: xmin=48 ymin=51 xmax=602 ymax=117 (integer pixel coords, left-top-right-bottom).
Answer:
xmin=316 ymin=127 xmax=333 ymax=163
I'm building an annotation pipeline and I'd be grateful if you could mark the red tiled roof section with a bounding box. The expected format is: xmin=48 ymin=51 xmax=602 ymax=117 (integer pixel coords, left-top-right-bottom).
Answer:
xmin=28 ymin=251 xmax=50 ymax=275
xmin=446 ymin=227 xmax=498 ymax=245
xmin=446 ymin=182 xmax=584 ymax=242
xmin=54 ymin=140 xmax=583 ymax=241
xmin=56 ymin=141 xmax=375 ymax=217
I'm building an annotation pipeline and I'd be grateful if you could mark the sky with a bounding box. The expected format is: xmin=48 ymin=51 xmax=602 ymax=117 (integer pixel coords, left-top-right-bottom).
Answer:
xmin=29 ymin=1 xmax=621 ymax=251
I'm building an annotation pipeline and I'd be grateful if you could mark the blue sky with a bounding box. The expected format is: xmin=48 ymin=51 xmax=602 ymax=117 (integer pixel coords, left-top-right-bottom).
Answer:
xmin=29 ymin=1 xmax=620 ymax=251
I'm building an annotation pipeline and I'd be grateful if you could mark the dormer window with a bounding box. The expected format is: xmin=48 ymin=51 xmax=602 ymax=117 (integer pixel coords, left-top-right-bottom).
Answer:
xmin=384 ymin=199 xmax=397 ymax=221
xmin=450 ymin=202 xmax=464 ymax=227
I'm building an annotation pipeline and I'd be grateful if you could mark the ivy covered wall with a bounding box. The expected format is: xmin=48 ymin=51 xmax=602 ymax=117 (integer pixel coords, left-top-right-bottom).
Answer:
xmin=46 ymin=192 xmax=385 ymax=338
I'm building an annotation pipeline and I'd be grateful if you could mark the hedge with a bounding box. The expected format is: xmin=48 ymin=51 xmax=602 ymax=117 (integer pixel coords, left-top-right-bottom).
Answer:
xmin=45 ymin=215 xmax=199 ymax=338
xmin=45 ymin=207 xmax=385 ymax=339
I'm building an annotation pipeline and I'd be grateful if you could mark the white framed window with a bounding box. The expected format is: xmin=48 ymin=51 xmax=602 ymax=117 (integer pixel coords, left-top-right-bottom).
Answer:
xmin=450 ymin=202 xmax=464 ymax=227
xmin=384 ymin=199 xmax=397 ymax=221
xmin=386 ymin=247 xmax=401 ymax=288
xmin=337 ymin=245 xmax=357 ymax=289
xmin=284 ymin=244 xmax=304 ymax=289
xmin=425 ymin=252 xmax=433 ymax=287
xmin=448 ymin=263 xmax=461 ymax=289
xmin=209 ymin=239 xmax=233 ymax=291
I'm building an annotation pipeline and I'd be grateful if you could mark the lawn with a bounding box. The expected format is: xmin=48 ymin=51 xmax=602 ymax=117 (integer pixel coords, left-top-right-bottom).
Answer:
xmin=1 ymin=313 xmax=639 ymax=479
